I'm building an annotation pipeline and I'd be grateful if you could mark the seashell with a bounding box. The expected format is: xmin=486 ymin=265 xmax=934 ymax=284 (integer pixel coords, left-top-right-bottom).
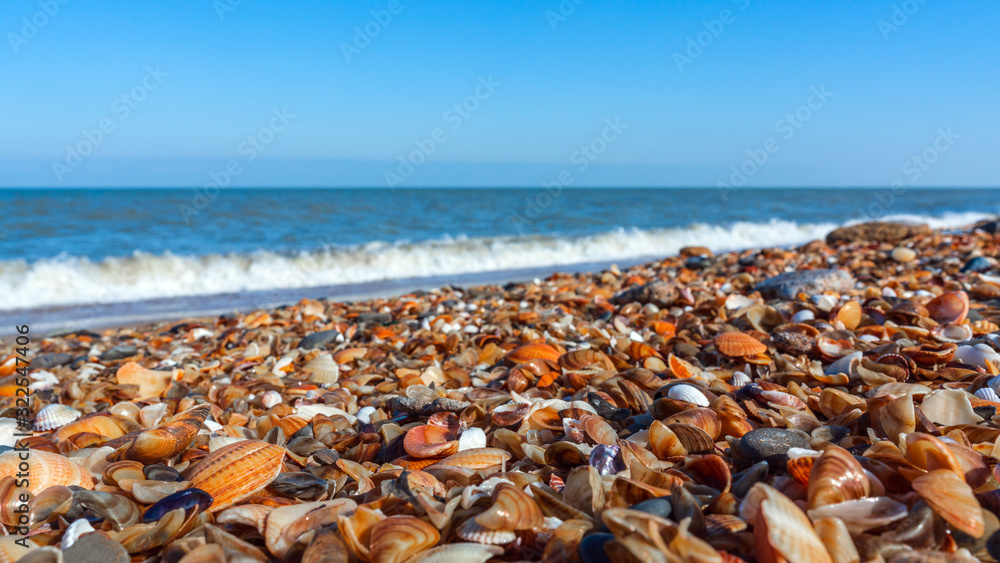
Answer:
xmin=666 ymin=384 xmax=710 ymax=407
xmin=904 ymin=433 xmax=964 ymax=476
xmin=106 ymin=404 xmax=210 ymax=465
xmin=926 ymin=291 xmax=969 ymax=324
xmin=589 ymin=444 xmax=626 ymax=476
xmin=475 ymin=482 xmax=543 ymax=531
xmin=974 ymin=387 xmax=1000 ymax=402
xmin=302 ymin=528 xmax=350 ymax=563
xmin=813 ymin=517 xmax=860 ymax=563
xmin=580 ymin=414 xmax=618 ymax=446
xmin=303 ymin=353 xmax=340 ymax=384
xmin=437 ymin=448 xmax=511 ymax=470
xmin=266 ymin=498 xmax=358 ymax=558
xmin=33 ymin=404 xmax=81 ymax=431
xmin=457 ymin=427 xmax=486 ymax=451
xmin=730 ymin=370 xmax=751 ymax=387
xmin=61 ymin=518 xmax=96 ymax=550
xmin=714 ymin=331 xmax=767 ymax=357
xmin=649 ymin=420 xmax=687 ymax=459
xmin=0 ymin=451 xmax=95 ymax=521
xmin=920 ymin=389 xmax=982 ymax=426
xmin=911 ymin=469 xmax=984 ymax=538
xmin=834 ymin=300 xmax=862 ymax=330
xmin=752 ymin=483 xmax=834 ymax=563
xmin=139 ymin=403 xmax=168 ymax=428
xmin=903 ymin=342 xmax=957 ymax=365
xmin=559 ymin=349 xmax=615 ymax=371
xmin=131 ymin=480 xmax=191 ymax=504
xmin=0 ymin=536 xmax=38 ymax=561
xmin=54 ymin=414 xmax=132 ymax=442
xmin=107 ymin=506 xmax=186 ymax=554
xmin=404 ymin=425 xmax=459 ymax=458
xmin=337 ymin=505 xmax=386 ymax=561
xmin=183 ymin=440 xmax=285 ymax=511
xmin=932 ymin=323 xmax=974 ymax=343
xmin=26 ymin=485 xmax=73 ymax=527
xmin=806 ymin=497 xmax=908 ymax=534
xmin=667 ymin=423 xmax=714 ymax=454
xmin=807 ymin=446 xmax=870 ymax=510
xmin=791 ymin=309 xmax=815 ymax=323
xmin=491 ymin=402 xmax=529 ymax=427
xmin=891 ymin=246 xmax=917 ymax=263
xmin=142 ymin=487 xmax=212 ymax=523
xmin=662 ymin=408 xmax=721 ymax=439
xmin=955 ymin=344 xmax=1000 ymax=369
xmin=506 ymin=342 xmax=562 ymax=364
xmin=74 ymin=489 xmax=141 ymax=531
xmin=406 ymin=543 xmax=504 ymax=563
xmin=667 ymin=354 xmax=700 ymax=378
xmin=115 ymin=362 xmax=182 ymax=400
xmin=369 ymin=515 xmax=441 ymax=563
xmin=874 ymin=394 xmax=915 ymax=442
xmin=261 ymin=390 xmax=283 ymax=409
xmin=824 ymin=351 xmax=861 ymax=377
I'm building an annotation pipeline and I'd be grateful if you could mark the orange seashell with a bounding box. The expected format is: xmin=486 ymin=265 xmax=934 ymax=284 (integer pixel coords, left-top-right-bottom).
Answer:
xmin=369 ymin=515 xmax=440 ymax=563
xmin=580 ymin=414 xmax=618 ymax=446
xmin=753 ymin=483 xmax=834 ymax=563
xmin=437 ymin=448 xmax=511 ymax=470
xmin=184 ymin=440 xmax=285 ymax=511
xmin=396 ymin=457 xmax=444 ymax=471
xmin=105 ymin=404 xmax=209 ymax=465
xmin=714 ymin=332 xmax=767 ymax=358
xmin=786 ymin=456 xmax=814 ymax=487
xmin=0 ymin=449 xmax=95 ymax=494
xmin=54 ymin=413 xmax=132 ymax=442
xmin=648 ymin=320 xmax=677 ymax=337
xmin=833 ymin=300 xmax=862 ymax=330
xmin=558 ymin=349 xmax=615 ymax=371
xmin=627 ymin=341 xmax=662 ymax=361
xmin=115 ymin=362 xmax=182 ymax=400
xmin=926 ymin=291 xmax=969 ymax=325
xmin=403 ymin=425 xmax=459 ymax=458
xmin=332 ymin=347 xmax=369 ymax=364
xmin=505 ymin=343 xmax=562 ymax=364
xmin=662 ymin=408 xmax=721 ymax=440
xmin=912 ymin=469 xmax=984 ymax=538
xmin=649 ymin=420 xmax=687 ymax=459
xmin=667 ymin=354 xmax=699 ymax=378
xmin=807 ymin=446 xmax=869 ymax=510
xmin=474 ymin=482 xmax=543 ymax=531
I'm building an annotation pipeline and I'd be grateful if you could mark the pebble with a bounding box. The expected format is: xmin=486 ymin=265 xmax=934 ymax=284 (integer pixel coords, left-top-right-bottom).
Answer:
xmin=630 ymin=497 xmax=672 ymax=519
xmin=962 ymin=256 xmax=993 ymax=273
xmin=825 ymin=221 xmax=932 ymax=244
xmin=30 ymin=352 xmax=74 ymax=369
xmin=739 ymin=428 xmax=810 ymax=467
xmin=890 ymin=246 xmax=917 ymax=263
xmin=755 ymin=269 xmax=856 ymax=300
xmin=298 ymin=329 xmax=340 ymax=350
xmin=63 ymin=531 xmax=130 ymax=563
xmin=612 ymin=281 xmax=678 ymax=307
xmin=578 ymin=533 xmax=615 ymax=563
xmin=100 ymin=345 xmax=138 ymax=361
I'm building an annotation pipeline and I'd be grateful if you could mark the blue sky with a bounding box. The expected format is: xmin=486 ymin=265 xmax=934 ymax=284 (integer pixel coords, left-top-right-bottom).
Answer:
xmin=1 ymin=0 xmax=996 ymax=187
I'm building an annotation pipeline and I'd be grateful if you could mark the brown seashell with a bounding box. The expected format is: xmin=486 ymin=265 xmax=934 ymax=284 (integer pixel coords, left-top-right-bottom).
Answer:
xmin=753 ymin=483 xmax=834 ymax=563
xmin=715 ymin=331 xmax=768 ymax=358
xmin=818 ymin=388 xmax=865 ymax=419
xmin=54 ymin=413 xmax=133 ymax=442
xmin=338 ymin=505 xmax=386 ymax=561
xmin=106 ymin=404 xmax=209 ymax=464
xmin=807 ymin=446 xmax=870 ymax=510
xmin=649 ymin=420 xmax=687 ymax=459
xmin=474 ymin=482 xmax=543 ymax=531
xmin=580 ymin=414 xmax=618 ymax=446
xmin=302 ymin=528 xmax=350 ymax=563
xmin=505 ymin=342 xmax=562 ymax=364
xmin=663 ymin=408 xmax=721 ymax=440
xmin=0 ymin=450 xmax=94 ymax=514
xmin=926 ymin=291 xmax=969 ymax=325
xmin=684 ymin=454 xmax=732 ymax=492
xmin=559 ymin=349 xmax=616 ymax=371
xmin=813 ymin=517 xmax=860 ymax=563
xmin=183 ymin=440 xmax=285 ymax=511
xmin=403 ymin=425 xmax=459 ymax=458
xmin=369 ymin=515 xmax=440 ymax=563
xmin=903 ymin=342 xmax=957 ymax=365
xmin=667 ymin=423 xmax=715 ymax=454
xmin=627 ymin=341 xmax=662 ymax=361
xmin=904 ymin=433 xmax=964 ymax=477
xmin=911 ymin=469 xmax=984 ymax=538
xmin=490 ymin=403 xmax=529 ymax=427
xmin=115 ymin=362 xmax=182 ymax=400
xmin=787 ymin=456 xmax=814 ymax=487
xmin=436 ymin=448 xmax=511 ymax=470
xmin=873 ymin=394 xmax=915 ymax=442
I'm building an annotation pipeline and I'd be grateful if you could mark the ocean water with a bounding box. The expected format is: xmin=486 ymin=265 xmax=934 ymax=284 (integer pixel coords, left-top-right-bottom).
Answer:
xmin=1 ymin=188 xmax=997 ymax=332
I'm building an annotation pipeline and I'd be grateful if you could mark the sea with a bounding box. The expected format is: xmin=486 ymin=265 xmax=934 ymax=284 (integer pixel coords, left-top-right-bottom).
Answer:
xmin=1 ymin=188 xmax=997 ymax=334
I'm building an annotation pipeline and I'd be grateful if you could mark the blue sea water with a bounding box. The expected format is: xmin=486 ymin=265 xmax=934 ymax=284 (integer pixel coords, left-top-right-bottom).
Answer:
xmin=0 ymin=187 xmax=996 ymax=331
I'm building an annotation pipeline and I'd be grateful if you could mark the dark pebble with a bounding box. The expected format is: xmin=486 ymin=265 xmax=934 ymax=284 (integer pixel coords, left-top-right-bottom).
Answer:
xmin=732 ymin=461 xmax=769 ymax=497
xmin=299 ymin=329 xmax=340 ymax=350
xmin=975 ymin=406 xmax=997 ymax=420
xmin=847 ymin=444 xmax=871 ymax=456
xmin=962 ymin=256 xmax=993 ymax=273
xmin=740 ymin=428 xmax=810 ymax=467
xmin=811 ymin=425 xmax=850 ymax=443
xmin=684 ymin=256 xmax=711 ymax=270
xmin=357 ymin=312 xmax=393 ymax=325
xmin=630 ymin=497 xmax=672 ymax=519
xmin=755 ymin=269 xmax=856 ymax=300
xmin=101 ymin=345 xmax=138 ymax=361
xmin=31 ymin=353 xmax=73 ymax=369
xmin=578 ymin=533 xmax=615 ymax=563
xmin=64 ymin=531 xmax=130 ymax=563
xmin=975 ymin=220 xmax=1000 ymax=235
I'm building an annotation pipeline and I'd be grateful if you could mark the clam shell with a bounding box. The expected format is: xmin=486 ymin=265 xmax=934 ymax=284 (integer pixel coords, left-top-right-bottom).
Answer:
xmin=666 ymin=384 xmax=710 ymax=407
xmin=406 ymin=543 xmax=504 ymax=563
xmin=806 ymin=497 xmax=908 ymax=534
xmin=404 ymin=425 xmax=459 ymax=458
xmin=303 ymin=353 xmax=340 ymax=384
xmin=474 ymin=482 xmax=543 ymax=531
xmin=457 ymin=427 xmax=486 ymax=451
xmin=33 ymin=404 xmax=81 ymax=431
xmin=437 ymin=448 xmax=511 ymax=470
xmin=106 ymin=404 xmax=210 ymax=465
xmin=714 ymin=331 xmax=767 ymax=357
xmin=807 ymin=446 xmax=870 ymax=510
xmin=115 ymin=362 xmax=181 ymax=400
xmin=752 ymin=483 xmax=834 ymax=563
xmin=926 ymin=291 xmax=969 ymax=324
xmin=183 ymin=440 xmax=284 ymax=511
xmin=911 ymin=469 xmax=985 ymax=538
xmin=920 ymin=389 xmax=982 ymax=426
xmin=0 ymin=450 xmax=95 ymax=499
xmin=370 ymin=516 xmax=441 ymax=563
xmin=505 ymin=343 xmax=562 ymax=363
xmin=955 ymin=344 xmax=1000 ymax=369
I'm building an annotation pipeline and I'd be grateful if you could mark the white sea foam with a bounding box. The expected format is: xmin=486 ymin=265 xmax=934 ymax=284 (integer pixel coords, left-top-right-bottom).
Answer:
xmin=2 ymin=212 xmax=991 ymax=311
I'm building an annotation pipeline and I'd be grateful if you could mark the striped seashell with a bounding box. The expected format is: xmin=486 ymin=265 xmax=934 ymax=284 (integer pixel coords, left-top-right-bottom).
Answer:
xmin=505 ymin=342 xmax=562 ymax=364
xmin=456 ymin=518 xmax=516 ymax=545
xmin=406 ymin=543 xmax=504 ymax=563
xmin=458 ymin=427 xmax=486 ymax=451
xmin=33 ymin=404 xmax=81 ymax=431
xmin=714 ymin=331 xmax=768 ymax=358
xmin=437 ymin=448 xmax=511 ymax=470
xmin=183 ymin=440 xmax=285 ymax=511
xmin=302 ymin=353 xmax=340 ymax=384
xmin=666 ymin=384 xmax=710 ymax=407
xmin=730 ymin=371 xmax=751 ymax=388
xmin=975 ymin=387 xmax=1000 ymax=403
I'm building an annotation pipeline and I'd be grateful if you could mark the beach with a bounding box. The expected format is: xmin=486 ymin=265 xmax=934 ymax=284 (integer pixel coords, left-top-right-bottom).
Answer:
xmin=2 ymin=219 xmax=1000 ymax=561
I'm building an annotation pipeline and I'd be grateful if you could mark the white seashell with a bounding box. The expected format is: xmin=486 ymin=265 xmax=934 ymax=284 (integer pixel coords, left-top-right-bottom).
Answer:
xmin=791 ymin=310 xmax=815 ymax=323
xmin=725 ymin=294 xmax=757 ymax=311
xmin=629 ymin=331 xmax=643 ymax=342
xmin=921 ymin=389 xmax=982 ymax=426
xmin=825 ymin=351 xmax=862 ymax=377
xmin=882 ymin=287 xmax=897 ymax=298
xmin=261 ymin=390 xmax=282 ymax=409
xmin=932 ymin=323 xmax=974 ymax=343
xmin=456 ymin=518 xmax=516 ymax=545
xmin=302 ymin=353 xmax=340 ymax=384
xmin=209 ymin=436 xmax=245 ymax=452
xmin=954 ymin=344 xmax=1000 ymax=369
xmin=33 ymin=404 xmax=81 ymax=431
xmin=975 ymin=387 xmax=1000 ymax=402
xmin=458 ymin=427 xmax=487 ymax=451
xmin=787 ymin=447 xmax=821 ymax=459
xmin=272 ymin=353 xmax=297 ymax=376
xmin=296 ymin=404 xmax=356 ymax=424
xmin=62 ymin=518 xmax=96 ymax=550
xmin=188 ymin=327 xmax=213 ymax=340
xmin=356 ymin=406 xmax=376 ymax=425
xmin=667 ymin=384 xmax=710 ymax=407
xmin=139 ymin=403 xmax=168 ymax=428
xmin=406 ymin=543 xmax=504 ymax=563
xmin=811 ymin=294 xmax=837 ymax=312
xmin=29 ymin=370 xmax=59 ymax=391
xmin=203 ymin=419 xmax=223 ymax=432
xmin=730 ymin=371 xmax=751 ymax=388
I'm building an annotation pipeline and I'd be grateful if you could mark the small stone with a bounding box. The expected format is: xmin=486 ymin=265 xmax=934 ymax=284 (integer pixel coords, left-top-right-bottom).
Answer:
xmin=612 ymin=281 xmax=678 ymax=308
xmin=100 ymin=345 xmax=138 ymax=361
xmin=630 ymin=497 xmax=672 ymax=519
xmin=357 ymin=312 xmax=393 ymax=325
xmin=684 ymin=256 xmax=712 ymax=270
xmin=825 ymin=221 xmax=932 ymax=244
xmin=962 ymin=256 xmax=993 ymax=273
xmin=63 ymin=532 xmax=130 ymax=563
xmin=740 ymin=428 xmax=810 ymax=467
xmin=578 ymin=533 xmax=615 ymax=563
xmin=772 ymin=332 xmax=814 ymax=356
xmin=756 ymin=269 xmax=856 ymax=300
xmin=974 ymin=220 xmax=1000 ymax=235
xmin=31 ymin=353 xmax=74 ymax=369
xmin=679 ymin=246 xmax=712 ymax=258
xmin=298 ymin=329 xmax=339 ymax=350
xmin=891 ymin=247 xmax=917 ymax=263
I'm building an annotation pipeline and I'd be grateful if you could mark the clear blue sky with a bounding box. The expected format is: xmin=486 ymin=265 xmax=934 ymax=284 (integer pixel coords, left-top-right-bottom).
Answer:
xmin=1 ymin=0 xmax=996 ymax=187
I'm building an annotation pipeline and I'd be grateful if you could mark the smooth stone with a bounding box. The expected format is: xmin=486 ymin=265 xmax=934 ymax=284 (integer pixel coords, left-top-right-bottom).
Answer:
xmin=63 ymin=531 xmax=130 ymax=563
xmin=578 ymin=533 xmax=615 ymax=563
xmin=825 ymin=221 xmax=931 ymax=244
xmin=890 ymin=247 xmax=917 ymax=263
xmin=100 ymin=345 xmax=138 ymax=361
xmin=974 ymin=406 xmax=997 ymax=420
xmin=357 ymin=312 xmax=393 ymax=325
xmin=740 ymin=428 xmax=810 ymax=467
xmin=611 ymin=281 xmax=678 ymax=307
xmin=298 ymin=329 xmax=339 ymax=350
xmin=732 ymin=461 xmax=769 ymax=497
xmin=684 ymin=256 xmax=712 ymax=270
xmin=31 ymin=353 xmax=73 ymax=369
xmin=630 ymin=497 xmax=672 ymax=519
xmin=679 ymin=246 xmax=712 ymax=257
xmin=755 ymin=269 xmax=856 ymax=300
xmin=975 ymin=220 xmax=1000 ymax=235
xmin=962 ymin=256 xmax=993 ymax=273
xmin=811 ymin=425 xmax=850 ymax=443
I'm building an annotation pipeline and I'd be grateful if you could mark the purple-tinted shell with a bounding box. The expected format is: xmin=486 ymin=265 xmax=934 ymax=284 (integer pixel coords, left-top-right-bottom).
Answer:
xmin=589 ymin=444 xmax=626 ymax=476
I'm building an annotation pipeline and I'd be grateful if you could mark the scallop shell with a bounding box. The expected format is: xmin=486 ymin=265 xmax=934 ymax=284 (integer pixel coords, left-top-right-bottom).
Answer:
xmin=753 ymin=483 xmax=834 ymax=563
xmin=955 ymin=344 xmax=1000 ymax=369
xmin=33 ymin=404 xmax=81 ymax=431
xmin=0 ymin=450 xmax=95 ymax=494
xmin=183 ymin=440 xmax=284 ymax=511
xmin=730 ymin=371 xmax=751 ymax=388
xmin=666 ymin=384 xmax=710 ymax=407
xmin=303 ymin=353 xmax=340 ymax=384
xmin=457 ymin=427 xmax=486 ymax=452
xmin=404 ymin=425 xmax=459 ymax=458
xmin=975 ymin=387 xmax=1000 ymax=402
xmin=714 ymin=331 xmax=767 ymax=357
